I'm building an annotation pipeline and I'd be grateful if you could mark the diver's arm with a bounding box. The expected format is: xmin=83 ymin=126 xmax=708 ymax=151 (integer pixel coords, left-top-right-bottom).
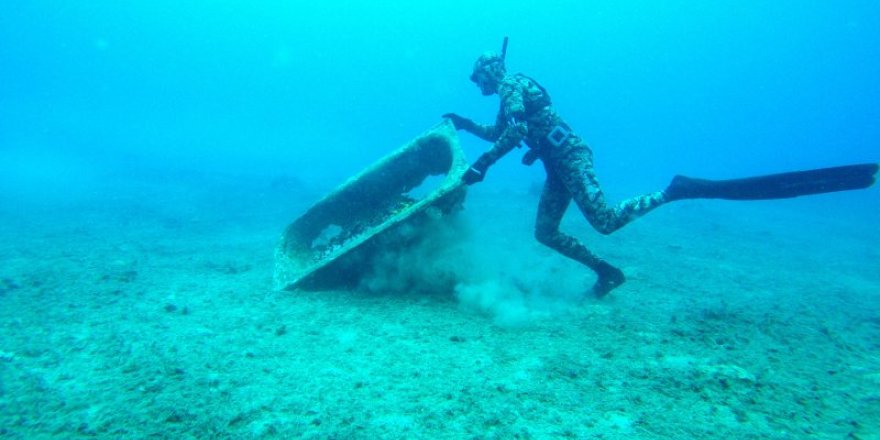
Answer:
xmin=461 ymin=81 xmax=529 ymax=184
xmin=443 ymin=113 xmax=502 ymax=141
xmin=462 ymin=121 xmax=527 ymax=185
xmin=481 ymin=120 xmax=526 ymax=164
xmin=465 ymin=122 xmax=499 ymax=142
xmin=446 ymin=77 xmax=527 ymax=143
xmin=480 ymin=80 xmax=528 ymax=164
xmin=468 ymin=112 xmax=505 ymax=141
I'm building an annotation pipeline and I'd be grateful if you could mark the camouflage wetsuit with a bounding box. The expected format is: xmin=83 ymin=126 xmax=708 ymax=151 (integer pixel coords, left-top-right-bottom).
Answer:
xmin=452 ymin=60 xmax=667 ymax=283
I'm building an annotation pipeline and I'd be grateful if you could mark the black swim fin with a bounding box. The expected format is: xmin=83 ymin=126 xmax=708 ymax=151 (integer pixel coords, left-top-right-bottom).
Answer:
xmin=664 ymin=163 xmax=879 ymax=201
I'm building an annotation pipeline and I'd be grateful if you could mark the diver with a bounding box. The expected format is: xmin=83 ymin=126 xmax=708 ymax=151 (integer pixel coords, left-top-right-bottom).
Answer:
xmin=444 ymin=38 xmax=878 ymax=298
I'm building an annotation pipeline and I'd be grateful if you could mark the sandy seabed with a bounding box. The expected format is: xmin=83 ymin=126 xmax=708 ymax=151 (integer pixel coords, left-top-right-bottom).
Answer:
xmin=1 ymin=173 xmax=878 ymax=439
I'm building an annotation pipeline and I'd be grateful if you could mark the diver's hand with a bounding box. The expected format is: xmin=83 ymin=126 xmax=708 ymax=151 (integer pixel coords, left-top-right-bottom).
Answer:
xmin=462 ymin=155 xmax=491 ymax=185
xmin=462 ymin=167 xmax=485 ymax=185
xmin=442 ymin=113 xmax=473 ymax=131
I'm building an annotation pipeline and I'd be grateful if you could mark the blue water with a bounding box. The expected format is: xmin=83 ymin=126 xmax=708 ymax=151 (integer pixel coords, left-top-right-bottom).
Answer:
xmin=1 ymin=2 xmax=878 ymax=438
xmin=2 ymin=2 xmax=878 ymax=192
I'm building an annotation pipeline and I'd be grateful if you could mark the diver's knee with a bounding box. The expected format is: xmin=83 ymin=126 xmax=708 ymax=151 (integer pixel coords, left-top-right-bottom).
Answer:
xmin=581 ymin=208 xmax=618 ymax=235
xmin=591 ymin=222 xmax=618 ymax=236
xmin=534 ymin=227 xmax=555 ymax=245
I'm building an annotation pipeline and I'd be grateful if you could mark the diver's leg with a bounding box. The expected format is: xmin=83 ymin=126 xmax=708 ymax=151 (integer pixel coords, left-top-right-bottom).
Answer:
xmin=560 ymin=149 xmax=667 ymax=235
xmin=534 ymin=170 xmax=624 ymax=297
xmin=534 ymin=174 xmax=598 ymax=267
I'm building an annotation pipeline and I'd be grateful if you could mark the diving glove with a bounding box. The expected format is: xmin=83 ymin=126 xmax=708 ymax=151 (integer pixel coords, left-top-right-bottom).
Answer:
xmin=462 ymin=155 xmax=491 ymax=185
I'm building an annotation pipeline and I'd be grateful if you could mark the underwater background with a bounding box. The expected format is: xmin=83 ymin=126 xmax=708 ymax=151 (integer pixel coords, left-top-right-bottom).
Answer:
xmin=1 ymin=1 xmax=878 ymax=439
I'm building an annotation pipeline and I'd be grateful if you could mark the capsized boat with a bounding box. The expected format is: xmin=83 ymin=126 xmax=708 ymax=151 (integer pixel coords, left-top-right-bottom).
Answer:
xmin=274 ymin=120 xmax=469 ymax=290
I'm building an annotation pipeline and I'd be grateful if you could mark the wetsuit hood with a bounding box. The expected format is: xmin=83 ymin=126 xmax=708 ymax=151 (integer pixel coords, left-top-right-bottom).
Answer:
xmin=471 ymin=51 xmax=506 ymax=95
